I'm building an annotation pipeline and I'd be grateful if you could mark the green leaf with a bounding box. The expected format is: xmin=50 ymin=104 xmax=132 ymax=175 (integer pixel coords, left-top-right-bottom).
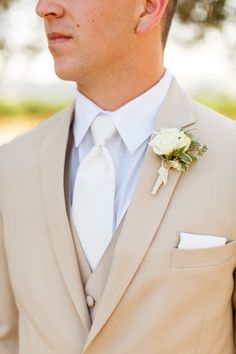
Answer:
xmin=188 ymin=153 xmax=198 ymax=162
xmin=190 ymin=140 xmax=200 ymax=149
xmin=180 ymin=153 xmax=192 ymax=164
xmin=180 ymin=161 xmax=188 ymax=172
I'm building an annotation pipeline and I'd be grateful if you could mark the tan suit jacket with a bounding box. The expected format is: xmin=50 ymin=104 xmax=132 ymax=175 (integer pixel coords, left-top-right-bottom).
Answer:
xmin=1 ymin=79 xmax=236 ymax=354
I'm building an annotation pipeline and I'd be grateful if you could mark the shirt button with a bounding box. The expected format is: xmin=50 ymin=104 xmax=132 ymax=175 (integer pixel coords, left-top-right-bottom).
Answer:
xmin=86 ymin=295 xmax=95 ymax=308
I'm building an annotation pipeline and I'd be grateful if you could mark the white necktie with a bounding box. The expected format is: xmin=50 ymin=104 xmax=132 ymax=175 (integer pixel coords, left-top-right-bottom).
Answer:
xmin=72 ymin=114 xmax=116 ymax=271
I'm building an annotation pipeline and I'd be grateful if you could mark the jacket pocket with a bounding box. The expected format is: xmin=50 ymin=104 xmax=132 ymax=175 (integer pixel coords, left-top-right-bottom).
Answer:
xmin=171 ymin=240 xmax=236 ymax=269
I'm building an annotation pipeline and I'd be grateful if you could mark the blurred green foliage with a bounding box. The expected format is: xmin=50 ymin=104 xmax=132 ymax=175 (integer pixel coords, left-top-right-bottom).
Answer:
xmin=177 ymin=0 xmax=234 ymax=27
xmin=0 ymin=98 xmax=235 ymax=121
xmin=0 ymin=101 xmax=69 ymax=119
xmin=196 ymin=96 xmax=236 ymax=118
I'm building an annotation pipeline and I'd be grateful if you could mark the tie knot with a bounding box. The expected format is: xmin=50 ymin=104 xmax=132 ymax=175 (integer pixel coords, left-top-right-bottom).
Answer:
xmin=91 ymin=114 xmax=116 ymax=145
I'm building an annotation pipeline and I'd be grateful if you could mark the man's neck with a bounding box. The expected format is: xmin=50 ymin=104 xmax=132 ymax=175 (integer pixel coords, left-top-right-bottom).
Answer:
xmin=77 ymin=59 xmax=165 ymax=112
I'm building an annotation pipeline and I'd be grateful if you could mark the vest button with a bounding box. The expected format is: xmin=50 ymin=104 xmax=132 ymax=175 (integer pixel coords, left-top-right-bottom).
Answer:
xmin=86 ymin=295 xmax=95 ymax=308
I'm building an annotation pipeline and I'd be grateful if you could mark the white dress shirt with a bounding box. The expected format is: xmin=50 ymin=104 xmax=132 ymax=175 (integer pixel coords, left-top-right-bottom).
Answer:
xmin=71 ymin=70 xmax=172 ymax=237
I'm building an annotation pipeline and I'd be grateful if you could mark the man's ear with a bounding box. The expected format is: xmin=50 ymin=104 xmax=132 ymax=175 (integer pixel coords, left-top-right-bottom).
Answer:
xmin=136 ymin=0 xmax=168 ymax=34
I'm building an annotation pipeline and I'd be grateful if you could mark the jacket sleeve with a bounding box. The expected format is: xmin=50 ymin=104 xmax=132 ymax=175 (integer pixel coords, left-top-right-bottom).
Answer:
xmin=0 ymin=213 xmax=18 ymax=354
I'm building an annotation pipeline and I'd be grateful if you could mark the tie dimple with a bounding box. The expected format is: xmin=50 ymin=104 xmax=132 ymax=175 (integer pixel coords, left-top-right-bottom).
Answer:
xmin=91 ymin=114 xmax=116 ymax=146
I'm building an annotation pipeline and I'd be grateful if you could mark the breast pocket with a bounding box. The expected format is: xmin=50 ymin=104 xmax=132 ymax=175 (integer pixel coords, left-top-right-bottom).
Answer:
xmin=169 ymin=240 xmax=236 ymax=322
xmin=171 ymin=240 xmax=236 ymax=268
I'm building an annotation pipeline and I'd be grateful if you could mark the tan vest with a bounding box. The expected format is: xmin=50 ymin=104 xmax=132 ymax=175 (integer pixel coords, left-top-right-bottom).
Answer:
xmin=64 ymin=125 xmax=125 ymax=326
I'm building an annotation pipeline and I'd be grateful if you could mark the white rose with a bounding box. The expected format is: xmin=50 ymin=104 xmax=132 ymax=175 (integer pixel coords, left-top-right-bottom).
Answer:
xmin=149 ymin=128 xmax=180 ymax=156
xmin=175 ymin=131 xmax=191 ymax=152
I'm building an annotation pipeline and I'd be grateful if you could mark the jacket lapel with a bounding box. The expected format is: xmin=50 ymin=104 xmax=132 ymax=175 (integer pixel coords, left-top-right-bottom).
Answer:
xmin=83 ymin=79 xmax=197 ymax=351
xmin=39 ymin=105 xmax=90 ymax=333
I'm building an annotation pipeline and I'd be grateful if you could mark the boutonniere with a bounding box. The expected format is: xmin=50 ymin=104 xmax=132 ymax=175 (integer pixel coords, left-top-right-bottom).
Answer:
xmin=149 ymin=127 xmax=207 ymax=195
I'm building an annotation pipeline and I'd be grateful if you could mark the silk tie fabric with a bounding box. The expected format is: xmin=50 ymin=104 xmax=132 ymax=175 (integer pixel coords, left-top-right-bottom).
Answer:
xmin=72 ymin=114 xmax=116 ymax=271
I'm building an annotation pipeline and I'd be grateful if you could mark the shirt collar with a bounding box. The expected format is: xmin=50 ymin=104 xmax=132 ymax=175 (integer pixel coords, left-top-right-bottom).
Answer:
xmin=73 ymin=92 xmax=101 ymax=148
xmin=73 ymin=69 xmax=172 ymax=153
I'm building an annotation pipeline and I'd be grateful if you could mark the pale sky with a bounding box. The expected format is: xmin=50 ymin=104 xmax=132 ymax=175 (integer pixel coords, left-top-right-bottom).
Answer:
xmin=1 ymin=0 xmax=236 ymax=101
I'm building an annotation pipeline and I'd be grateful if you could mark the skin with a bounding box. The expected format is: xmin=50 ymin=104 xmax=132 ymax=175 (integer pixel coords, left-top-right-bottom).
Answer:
xmin=36 ymin=0 xmax=169 ymax=111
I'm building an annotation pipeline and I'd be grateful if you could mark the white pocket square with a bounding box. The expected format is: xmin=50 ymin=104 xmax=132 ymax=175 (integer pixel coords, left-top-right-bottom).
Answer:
xmin=178 ymin=232 xmax=227 ymax=249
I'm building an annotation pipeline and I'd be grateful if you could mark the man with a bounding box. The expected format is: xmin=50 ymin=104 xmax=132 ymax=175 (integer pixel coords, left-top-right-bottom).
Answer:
xmin=0 ymin=0 xmax=236 ymax=353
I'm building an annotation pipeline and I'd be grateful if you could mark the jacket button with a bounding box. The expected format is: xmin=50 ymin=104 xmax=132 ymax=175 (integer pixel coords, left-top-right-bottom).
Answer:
xmin=86 ymin=295 xmax=95 ymax=308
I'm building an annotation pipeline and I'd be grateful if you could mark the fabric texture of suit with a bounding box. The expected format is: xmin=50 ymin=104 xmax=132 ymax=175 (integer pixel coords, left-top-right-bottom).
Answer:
xmin=1 ymin=78 xmax=236 ymax=354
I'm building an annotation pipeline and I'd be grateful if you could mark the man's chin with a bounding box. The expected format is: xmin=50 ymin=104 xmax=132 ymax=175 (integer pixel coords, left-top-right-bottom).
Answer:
xmin=54 ymin=66 xmax=76 ymax=82
xmin=53 ymin=59 xmax=89 ymax=84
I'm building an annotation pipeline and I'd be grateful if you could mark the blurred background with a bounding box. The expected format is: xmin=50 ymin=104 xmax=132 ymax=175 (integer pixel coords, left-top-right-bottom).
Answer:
xmin=0 ymin=0 xmax=236 ymax=145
